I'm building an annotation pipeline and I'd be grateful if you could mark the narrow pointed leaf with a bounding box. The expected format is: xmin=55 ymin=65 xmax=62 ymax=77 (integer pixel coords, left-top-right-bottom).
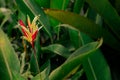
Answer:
xmin=86 ymin=8 xmax=97 ymax=21
xmin=45 ymin=9 xmax=120 ymax=51
xmin=69 ymin=29 xmax=83 ymax=48
xmin=12 ymin=71 xmax=25 ymax=80
xmin=78 ymin=28 xmax=112 ymax=80
xmin=85 ymin=0 xmax=120 ymax=40
xmin=83 ymin=51 xmax=112 ymax=80
xmin=73 ymin=0 xmax=84 ymax=13
xmin=50 ymin=0 xmax=70 ymax=33
xmin=23 ymin=0 xmax=52 ymax=42
xmin=15 ymin=0 xmax=34 ymax=17
xmin=32 ymin=60 xmax=50 ymax=80
xmin=50 ymin=0 xmax=70 ymax=10
xmin=15 ymin=0 xmax=52 ymax=42
xmin=42 ymin=44 xmax=71 ymax=58
xmin=35 ymin=0 xmax=50 ymax=8
xmin=49 ymin=39 xmax=102 ymax=79
xmin=0 ymin=29 xmax=20 ymax=80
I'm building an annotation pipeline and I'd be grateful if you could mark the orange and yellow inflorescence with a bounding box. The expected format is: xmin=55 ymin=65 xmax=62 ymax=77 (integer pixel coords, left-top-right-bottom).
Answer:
xmin=19 ymin=15 xmax=42 ymax=47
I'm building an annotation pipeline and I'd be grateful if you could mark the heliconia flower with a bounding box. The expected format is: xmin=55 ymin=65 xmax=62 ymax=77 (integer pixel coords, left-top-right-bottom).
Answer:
xmin=19 ymin=15 xmax=42 ymax=48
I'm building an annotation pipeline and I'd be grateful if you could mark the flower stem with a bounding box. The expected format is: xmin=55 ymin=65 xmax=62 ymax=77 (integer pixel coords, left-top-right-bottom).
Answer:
xmin=32 ymin=45 xmax=42 ymax=80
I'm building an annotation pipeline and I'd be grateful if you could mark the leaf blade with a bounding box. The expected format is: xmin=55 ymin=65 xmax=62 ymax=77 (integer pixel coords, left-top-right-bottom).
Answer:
xmin=42 ymin=44 xmax=71 ymax=58
xmin=45 ymin=9 xmax=120 ymax=51
xmin=86 ymin=0 xmax=120 ymax=40
xmin=82 ymin=51 xmax=112 ymax=80
xmin=0 ymin=29 xmax=20 ymax=80
xmin=49 ymin=39 xmax=102 ymax=79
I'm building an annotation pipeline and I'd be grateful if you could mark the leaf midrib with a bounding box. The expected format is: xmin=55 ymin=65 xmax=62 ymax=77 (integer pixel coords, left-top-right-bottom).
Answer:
xmin=88 ymin=58 xmax=97 ymax=80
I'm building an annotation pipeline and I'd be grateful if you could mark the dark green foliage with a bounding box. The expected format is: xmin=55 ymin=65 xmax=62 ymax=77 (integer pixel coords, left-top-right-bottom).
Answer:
xmin=0 ymin=0 xmax=120 ymax=80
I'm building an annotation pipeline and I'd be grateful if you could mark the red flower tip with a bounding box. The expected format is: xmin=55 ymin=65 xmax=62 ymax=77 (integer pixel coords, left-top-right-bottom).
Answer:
xmin=19 ymin=15 xmax=43 ymax=48
xmin=32 ymin=30 xmax=38 ymax=41
xmin=19 ymin=20 xmax=26 ymax=27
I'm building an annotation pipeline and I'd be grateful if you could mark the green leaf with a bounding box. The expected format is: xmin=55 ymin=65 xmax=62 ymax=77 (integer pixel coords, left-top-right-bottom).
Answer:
xmin=115 ymin=0 xmax=120 ymax=13
xmin=69 ymin=29 xmax=83 ymax=48
xmin=12 ymin=71 xmax=25 ymax=80
xmin=0 ymin=8 xmax=12 ymax=28
xmin=50 ymin=0 xmax=70 ymax=10
xmin=0 ymin=29 xmax=20 ymax=80
xmin=50 ymin=0 xmax=70 ymax=35
xmin=15 ymin=0 xmax=52 ymax=42
xmin=85 ymin=0 xmax=120 ymax=40
xmin=79 ymin=28 xmax=112 ymax=80
xmin=45 ymin=9 xmax=120 ymax=51
xmin=49 ymin=39 xmax=102 ymax=80
xmin=35 ymin=0 xmax=50 ymax=8
xmin=23 ymin=0 xmax=52 ymax=41
xmin=82 ymin=50 xmax=112 ymax=80
xmin=15 ymin=0 xmax=34 ymax=17
xmin=86 ymin=8 xmax=97 ymax=21
xmin=32 ymin=60 xmax=50 ymax=80
xmin=66 ymin=38 xmax=102 ymax=62
xmin=71 ymin=69 xmax=84 ymax=80
xmin=60 ymin=24 xmax=84 ymax=48
xmin=0 ymin=0 xmax=5 ymax=7
xmin=96 ymin=14 xmax=103 ymax=26
xmin=71 ymin=0 xmax=85 ymax=49
xmin=30 ymin=33 xmax=42 ymax=75
xmin=42 ymin=44 xmax=71 ymax=58
xmin=73 ymin=0 xmax=84 ymax=13
xmin=70 ymin=0 xmax=85 ymax=49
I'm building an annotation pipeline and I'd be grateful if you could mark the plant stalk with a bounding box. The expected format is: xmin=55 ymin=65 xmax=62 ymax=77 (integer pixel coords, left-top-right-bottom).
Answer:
xmin=32 ymin=44 xmax=42 ymax=80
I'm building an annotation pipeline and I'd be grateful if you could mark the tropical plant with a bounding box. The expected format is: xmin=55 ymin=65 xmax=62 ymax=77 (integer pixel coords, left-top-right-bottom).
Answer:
xmin=0 ymin=0 xmax=120 ymax=80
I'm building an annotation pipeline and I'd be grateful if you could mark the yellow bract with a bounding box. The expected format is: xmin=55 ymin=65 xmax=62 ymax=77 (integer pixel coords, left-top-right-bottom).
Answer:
xmin=19 ymin=15 xmax=41 ymax=46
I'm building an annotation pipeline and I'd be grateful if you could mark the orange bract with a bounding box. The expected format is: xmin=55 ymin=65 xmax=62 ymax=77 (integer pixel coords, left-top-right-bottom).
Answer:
xmin=19 ymin=15 xmax=42 ymax=47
